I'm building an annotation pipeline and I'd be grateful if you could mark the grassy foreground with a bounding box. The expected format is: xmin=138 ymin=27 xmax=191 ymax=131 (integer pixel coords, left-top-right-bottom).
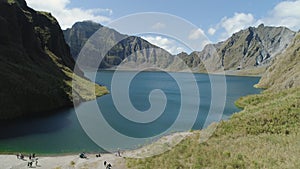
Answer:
xmin=126 ymin=87 xmax=300 ymax=169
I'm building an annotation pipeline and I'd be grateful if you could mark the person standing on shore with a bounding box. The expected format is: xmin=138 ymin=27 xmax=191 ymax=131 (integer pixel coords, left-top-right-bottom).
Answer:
xmin=117 ymin=148 xmax=121 ymax=157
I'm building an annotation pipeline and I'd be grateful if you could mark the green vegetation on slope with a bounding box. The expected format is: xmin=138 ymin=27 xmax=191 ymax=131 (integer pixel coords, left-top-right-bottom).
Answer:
xmin=0 ymin=0 xmax=108 ymax=119
xmin=126 ymin=33 xmax=300 ymax=169
xmin=127 ymin=87 xmax=300 ymax=169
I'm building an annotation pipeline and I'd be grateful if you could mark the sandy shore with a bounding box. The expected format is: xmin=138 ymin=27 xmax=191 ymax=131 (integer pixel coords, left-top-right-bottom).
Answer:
xmin=0 ymin=153 xmax=126 ymax=169
xmin=0 ymin=132 xmax=193 ymax=169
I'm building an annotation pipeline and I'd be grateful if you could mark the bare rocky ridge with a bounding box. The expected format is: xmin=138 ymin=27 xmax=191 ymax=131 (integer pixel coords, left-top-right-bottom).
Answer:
xmin=179 ymin=24 xmax=296 ymax=73
xmin=64 ymin=22 xmax=295 ymax=74
xmin=256 ymin=32 xmax=300 ymax=91
xmin=63 ymin=21 xmax=173 ymax=70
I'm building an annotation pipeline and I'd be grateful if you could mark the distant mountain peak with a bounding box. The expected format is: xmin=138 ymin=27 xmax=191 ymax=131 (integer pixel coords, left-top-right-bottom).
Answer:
xmin=258 ymin=23 xmax=265 ymax=28
xmin=71 ymin=20 xmax=103 ymax=29
xmin=63 ymin=22 xmax=296 ymax=74
xmin=175 ymin=25 xmax=296 ymax=73
xmin=63 ymin=21 xmax=172 ymax=69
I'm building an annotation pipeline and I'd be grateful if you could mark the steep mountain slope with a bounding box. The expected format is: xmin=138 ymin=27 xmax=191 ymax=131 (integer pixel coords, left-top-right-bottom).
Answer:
xmin=64 ymin=22 xmax=295 ymax=74
xmin=178 ymin=24 xmax=295 ymax=74
xmin=126 ymin=32 xmax=300 ymax=169
xmin=0 ymin=0 xmax=108 ymax=119
xmin=63 ymin=21 xmax=103 ymax=59
xmin=256 ymin=32 xmax=300 ymax=90
xmin=63 ymin=21 xmax=173 ymax=69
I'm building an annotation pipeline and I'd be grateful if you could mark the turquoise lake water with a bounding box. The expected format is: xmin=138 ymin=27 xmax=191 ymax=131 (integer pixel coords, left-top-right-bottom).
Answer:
xmin=0 ymin=71 xmax=261 ymax=154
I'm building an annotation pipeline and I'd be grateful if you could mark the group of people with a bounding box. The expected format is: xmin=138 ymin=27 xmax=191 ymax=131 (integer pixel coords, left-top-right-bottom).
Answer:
xmin=17 ymin=153 xmax=39 ymax=168
xmin=104 ymin=161 xmax=112 ymax=169
xmin=28 ymin=153 xmax=38 ymax=168
xmin=96 ymin=153 xmax=101 ymax=158
xmin=78 ymin=150 xmax=123 ymax=168
xmin=16 ymin=150 xmax=122 ymax=168
xmin=16 ymin=153 xmax=25 ymax=160
xmin=78 ymin=152 xmax=115 ymax=168
xmin=79 ymin=152 xmax=87 ymax=159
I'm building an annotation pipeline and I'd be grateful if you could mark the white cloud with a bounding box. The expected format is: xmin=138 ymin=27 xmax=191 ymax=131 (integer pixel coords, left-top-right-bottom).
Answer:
xmin=151 ymin=22 xmax=166 ymax=30
xmin=142 ymin=36 xmax=186 ymax=54
xmin=188 ymin=28 xmax=205 ymax=40
xmin=260 ymin=0 xmax=300 ymax=30
xmin=209 ymin=1 xmax=300 ymax=42
xmin=220 ymin=13 xmax=255 ymax=38
xmin=26 ymin=0 xmax=112 ymax=29
xmin=208 ymin=28 xmax=216 ymax=35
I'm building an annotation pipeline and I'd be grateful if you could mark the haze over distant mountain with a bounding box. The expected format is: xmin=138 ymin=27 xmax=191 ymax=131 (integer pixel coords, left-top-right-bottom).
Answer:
xmin=64 ymin=21 xmax=296 ymax=74
xmin=0 ymin=0 xmax=107 ymax=119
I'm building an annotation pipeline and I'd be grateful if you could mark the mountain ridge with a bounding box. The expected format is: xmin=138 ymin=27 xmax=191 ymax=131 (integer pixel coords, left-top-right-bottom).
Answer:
xmin=178 ymin=24 xmax=295 ymax=74
xmin=64 ymin=21 xmax=296 ymax=75
xmin=0 ymin=0 xmax=108 ymax=119
xmin=256 ymin=32 xmax=300 ymax=91
xmin=63 ymin=21 xmax=173 ymax=69
xmin=126 ymin=24 xmax=300 ymax=169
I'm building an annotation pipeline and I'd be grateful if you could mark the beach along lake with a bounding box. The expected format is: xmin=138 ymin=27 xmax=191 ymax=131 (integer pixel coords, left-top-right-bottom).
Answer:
xmin=0 ymin=71 xmax=261 ymax=154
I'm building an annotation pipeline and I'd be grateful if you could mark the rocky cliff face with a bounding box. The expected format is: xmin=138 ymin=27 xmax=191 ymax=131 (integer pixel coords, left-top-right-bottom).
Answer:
xmin=63 ymin=21 xmax=103 ymax=59
xmin=63 ymin=21 xmax=173 ymax=69
xmin=0 ymin=0 xmax=107 ymax=119
xmin=176 ymin=24 xmax=295 ymax=73
xmin=64 ymin=22 xmax=295 ymax=74
xmin=109 ymin=36 xmax=174 ymax=69
xmin=219 ymin=24 xmax=295 ymax=70
xmin=256 ymin=32 xmax=300 ymax=91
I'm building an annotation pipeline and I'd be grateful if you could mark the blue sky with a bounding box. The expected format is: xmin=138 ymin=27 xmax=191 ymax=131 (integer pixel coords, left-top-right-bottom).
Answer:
xmin=66 ymin=0 xmax=280 ymax=26
xmin=27 ymin=0 xmax=300 ymax=54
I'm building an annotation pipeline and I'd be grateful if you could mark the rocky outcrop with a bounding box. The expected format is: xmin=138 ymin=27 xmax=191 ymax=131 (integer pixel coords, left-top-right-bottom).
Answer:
xmin=0 ymin=0 xmax=107 ymax=119
xmin=177 ymin=24 xmax=295 ymax=73
xmin=256 ymin=32 xmax=300 ymax=91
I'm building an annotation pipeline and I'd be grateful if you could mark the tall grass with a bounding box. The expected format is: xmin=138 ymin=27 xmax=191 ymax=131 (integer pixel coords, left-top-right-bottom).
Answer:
xmin=126 ymin=87 xmax=300 ymax=169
